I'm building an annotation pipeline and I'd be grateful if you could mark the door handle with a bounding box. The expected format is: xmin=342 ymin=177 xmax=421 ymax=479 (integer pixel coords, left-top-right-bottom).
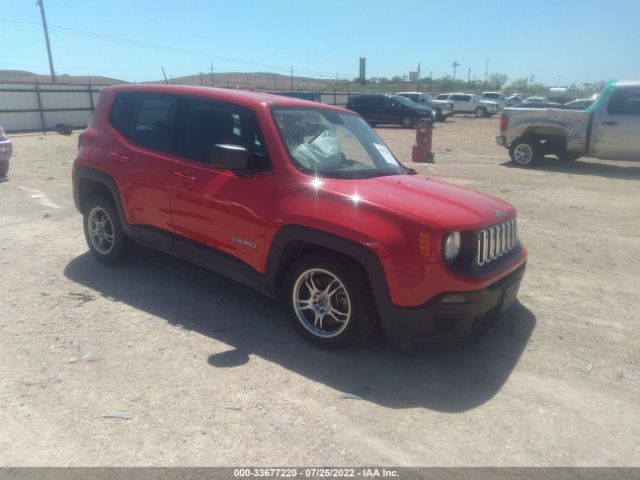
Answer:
xmin=602 ymin=121 xmax=619 ymax=126
xmin=174 ymin=171 xmax=197 ymax=183
xmin=108 ymin=152 xmax=129 ymax=163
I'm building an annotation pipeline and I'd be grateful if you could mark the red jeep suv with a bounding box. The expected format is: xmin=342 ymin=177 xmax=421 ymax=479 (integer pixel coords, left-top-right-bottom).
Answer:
xmin=72 ymin=85 xmax=527 ymax=349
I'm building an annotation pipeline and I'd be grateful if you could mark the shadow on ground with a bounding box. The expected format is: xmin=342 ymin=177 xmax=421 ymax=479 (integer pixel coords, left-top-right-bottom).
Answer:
xmin=501 ymin=157 xmax=640 ymax=181
xmin=64 ymin=248 xmax=535 ymax=411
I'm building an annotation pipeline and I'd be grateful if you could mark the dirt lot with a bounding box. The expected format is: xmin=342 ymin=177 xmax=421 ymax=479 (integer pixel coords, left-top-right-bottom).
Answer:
xmin=0 ymin=117 xmax=638 ymax=466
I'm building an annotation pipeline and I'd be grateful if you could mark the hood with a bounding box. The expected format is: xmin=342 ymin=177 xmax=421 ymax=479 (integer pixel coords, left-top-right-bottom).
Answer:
xmin=319 ymin=174 xmax=515 ymax=231
xmin=411 ymin=105 xmax=434 ymax=114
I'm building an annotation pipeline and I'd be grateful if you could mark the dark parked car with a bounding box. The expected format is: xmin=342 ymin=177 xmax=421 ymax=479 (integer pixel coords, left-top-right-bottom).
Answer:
xmin=346 ymin=94 xmax=435 ymax=128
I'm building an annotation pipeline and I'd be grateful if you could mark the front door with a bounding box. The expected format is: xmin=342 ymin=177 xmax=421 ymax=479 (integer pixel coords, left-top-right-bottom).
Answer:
xmin=170 ymin=98 xmax=274 ymax=274
xmin=591 ymin=87 xmax=640 ymax=161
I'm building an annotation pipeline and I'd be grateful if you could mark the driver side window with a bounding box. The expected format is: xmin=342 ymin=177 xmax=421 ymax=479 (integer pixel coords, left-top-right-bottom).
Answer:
xmin=184 ymin=99 xmax=270 ymax=170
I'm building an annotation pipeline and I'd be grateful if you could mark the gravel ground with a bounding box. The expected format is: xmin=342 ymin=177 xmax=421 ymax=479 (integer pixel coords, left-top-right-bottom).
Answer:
xmin=0 ymin=117 xmax=638 ymax=466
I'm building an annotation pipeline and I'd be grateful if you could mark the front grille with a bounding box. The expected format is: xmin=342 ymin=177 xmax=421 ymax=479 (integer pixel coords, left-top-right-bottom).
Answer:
xmin=475 ymin=219 xmax=517 ymax=266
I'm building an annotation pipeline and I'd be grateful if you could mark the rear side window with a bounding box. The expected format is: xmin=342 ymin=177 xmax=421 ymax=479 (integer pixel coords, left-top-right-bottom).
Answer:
xmin=607 ymin=89 xmax=640 ymax=116
xmin=129 ymin=94 xmax=178 ymax=154
xmin=184 ymin=99 xmax=270 ymax=170
xmin=109 ymin=93 xmax=134 ymax=135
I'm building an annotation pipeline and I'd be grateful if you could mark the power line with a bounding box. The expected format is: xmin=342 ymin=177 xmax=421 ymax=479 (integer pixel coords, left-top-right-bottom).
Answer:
xmin=36 ymin=0 xmax=56 ymax=83
xmin=0 ymin=19 xmax=355 ymax=79
xmin=451 ymin=61 xmax=461 ymax=80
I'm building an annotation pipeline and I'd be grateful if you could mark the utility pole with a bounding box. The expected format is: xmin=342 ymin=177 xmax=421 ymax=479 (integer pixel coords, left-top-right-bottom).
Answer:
xmin=273 ymin=74 xmax=276 ymax=89
xmin=210 ymin=62 xmax=214 ymax=87
xmin=290 ymin=65 xmax=294 ymax=90
xmin=36 ymin=0 xmax=56 ymax=83
xmin=451 ymin=61 xmax=460 ymax=81
xmin=484 ymin=57 xmax=489 ymax=82
xmin=557 ymin=75 xmax=561 ymax=87
xmin=467 ymin=67 xmax=471 ymax=84
xmin=161 ymin=66 xmax=168 ymax=85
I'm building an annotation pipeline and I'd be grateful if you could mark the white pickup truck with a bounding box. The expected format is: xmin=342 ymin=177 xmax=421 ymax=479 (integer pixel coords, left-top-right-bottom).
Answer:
xmin=496 ymin=80 xmax=640 ymax=166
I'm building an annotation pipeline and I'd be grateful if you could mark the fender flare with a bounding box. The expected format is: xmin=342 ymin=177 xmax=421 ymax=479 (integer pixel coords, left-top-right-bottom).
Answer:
xmin=73 ymin=166 xmax=127 ymax=226
xmin=263 ymin=225 xmax=409 ymax=348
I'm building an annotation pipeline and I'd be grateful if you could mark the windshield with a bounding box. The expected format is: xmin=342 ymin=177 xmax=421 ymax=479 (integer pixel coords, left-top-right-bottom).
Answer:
xmin=273 ymin=108 xmax=404 ymax=179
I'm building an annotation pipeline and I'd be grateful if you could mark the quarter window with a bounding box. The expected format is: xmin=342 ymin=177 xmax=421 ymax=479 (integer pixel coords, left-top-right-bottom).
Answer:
xmin=109 ymin=93 xmax=133 ymax=136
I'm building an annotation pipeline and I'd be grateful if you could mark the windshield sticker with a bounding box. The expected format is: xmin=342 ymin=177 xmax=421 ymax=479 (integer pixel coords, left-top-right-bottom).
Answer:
xmin=374 ymin=144 xmax=398 ymax=165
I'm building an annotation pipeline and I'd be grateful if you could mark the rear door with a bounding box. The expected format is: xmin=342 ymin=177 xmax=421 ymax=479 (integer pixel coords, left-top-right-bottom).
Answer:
xmin=592 ymin=87 xmax=640 ymax=160
xmin=107 ymin=92 xmax=180 ymax=242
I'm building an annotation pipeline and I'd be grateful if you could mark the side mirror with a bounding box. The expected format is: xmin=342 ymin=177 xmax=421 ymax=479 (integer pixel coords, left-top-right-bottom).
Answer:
xmin=210 ymin=144 xmax=250 ymax=172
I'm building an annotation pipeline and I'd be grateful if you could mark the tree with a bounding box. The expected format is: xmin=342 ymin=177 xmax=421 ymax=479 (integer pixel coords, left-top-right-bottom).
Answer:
xmin=487 ymin=73 xmax=509 ymax=90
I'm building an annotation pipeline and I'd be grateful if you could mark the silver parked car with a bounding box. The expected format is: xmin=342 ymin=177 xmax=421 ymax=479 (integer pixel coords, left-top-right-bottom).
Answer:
xmin=0 ymin=126 xmax=12 ymax=178
xmin=436 ymin=93 xmax=498 ymax=117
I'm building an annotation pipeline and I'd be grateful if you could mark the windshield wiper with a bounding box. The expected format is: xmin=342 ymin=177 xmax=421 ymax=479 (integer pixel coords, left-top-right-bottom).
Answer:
xmin=353 ymin=170 xmax=402 ymax=178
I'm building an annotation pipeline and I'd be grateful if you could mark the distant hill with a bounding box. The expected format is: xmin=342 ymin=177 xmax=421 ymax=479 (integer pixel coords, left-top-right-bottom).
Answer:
xmin=0 ymin=70 xmax=348 ymax=90
xmin=0 ymin=70 xmax=127 ymax=85
xmin=154 ymin=71 xmax=341 ymax=90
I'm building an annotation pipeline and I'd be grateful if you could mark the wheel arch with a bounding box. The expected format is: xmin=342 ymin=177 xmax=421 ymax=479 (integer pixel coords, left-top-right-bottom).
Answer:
xmin=263 ymin=225 xmax=411 ymax=348
xmin=73 ymin=166 xmax=127 ymax=225
xmin=263 ymin=226 xmax=386 ymax=299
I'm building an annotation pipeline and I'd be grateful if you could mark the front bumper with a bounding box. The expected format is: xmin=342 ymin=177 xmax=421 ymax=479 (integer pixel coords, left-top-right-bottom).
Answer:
xmin=380 ymin=263 xmax=526 ymax=346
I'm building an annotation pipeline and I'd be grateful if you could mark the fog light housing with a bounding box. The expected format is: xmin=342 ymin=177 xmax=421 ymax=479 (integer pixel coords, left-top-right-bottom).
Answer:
xmin=443 ymin=232 xmax=461 ymax=263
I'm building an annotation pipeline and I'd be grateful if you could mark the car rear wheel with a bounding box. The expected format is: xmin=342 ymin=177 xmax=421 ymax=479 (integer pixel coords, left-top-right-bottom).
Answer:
xmin=83 ymin=195 xmax=128 ymax=265
xmin=401 ymin=116 xmax=413 ymax=128
xmin=509 ymin=138 xmax=540 ymax=166
xmin=0 ymin=161 xmax=8 ymax=178
xmin=475 ymin=107 xmax=487 ymax=118
xmin=283 ymin=254 xmax=376 ymax=349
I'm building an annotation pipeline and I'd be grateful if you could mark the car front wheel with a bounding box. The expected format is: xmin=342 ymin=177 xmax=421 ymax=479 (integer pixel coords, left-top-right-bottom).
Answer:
xmin=0 ymin=161 xmax=8 ymax=178
xmin=475 ymin=107 xmax=487 ymax=118
xmin=401 ymin=116 xmax=414 ymax=128
xmin=283 ymin=255 xmax=376 ymax=349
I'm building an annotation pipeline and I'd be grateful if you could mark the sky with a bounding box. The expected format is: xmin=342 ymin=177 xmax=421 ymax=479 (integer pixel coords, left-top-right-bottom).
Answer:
xmin=1 ymin=0 xmax=639 ymax=86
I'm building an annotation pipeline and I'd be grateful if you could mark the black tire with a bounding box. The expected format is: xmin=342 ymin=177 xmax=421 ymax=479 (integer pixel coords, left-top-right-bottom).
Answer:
xmin=82 ymin=195 xmax=128 ymax=265
xmin=401 ymin=116 xmax=414 ymax=129
xmin=474 ymin=107 xmax=487 ymax=118
xmin=509 ymin=137 xmax=540 ymax=167
xmin=0 ymin=161 xmax=8 ymax=178
xmin=435 ymin=109 xmax=445 ymax=122
xmin=283 ymin=254 xmax=377 ymax=349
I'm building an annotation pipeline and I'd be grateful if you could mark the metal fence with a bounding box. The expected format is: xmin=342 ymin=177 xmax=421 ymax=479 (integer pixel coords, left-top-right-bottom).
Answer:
xmin=0 ymin=82 xmax=103 ymax=133
xmin=0 ymin=82 xmax=393 ymax=133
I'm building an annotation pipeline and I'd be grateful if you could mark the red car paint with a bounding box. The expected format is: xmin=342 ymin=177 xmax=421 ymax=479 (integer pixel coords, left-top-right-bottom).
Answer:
xmin=74 ymin=85 xmax=527 ymax=344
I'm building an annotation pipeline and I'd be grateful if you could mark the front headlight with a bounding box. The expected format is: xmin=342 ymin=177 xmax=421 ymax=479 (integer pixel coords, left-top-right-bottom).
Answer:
xmin=443 ymin=232 xmax=461 ymax=262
